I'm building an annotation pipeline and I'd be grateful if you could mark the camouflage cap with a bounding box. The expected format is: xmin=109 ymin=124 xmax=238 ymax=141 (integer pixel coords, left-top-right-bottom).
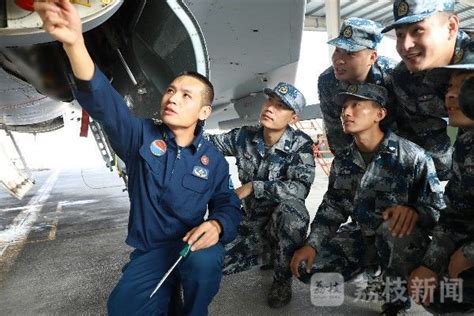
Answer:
xmin=334 ymin=83 xmax=388 ymax=107
xmin=263 ymin=82 xmax=306 ymax=114
xmin=382 ymin=0 xmax=455 ymax=33
xmin=328 ymin=18 xmax=383 ymax=52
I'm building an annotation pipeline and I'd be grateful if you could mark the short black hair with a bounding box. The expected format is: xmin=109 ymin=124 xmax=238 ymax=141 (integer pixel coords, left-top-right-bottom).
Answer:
xmin=176 ymin=71 xmax=214 ymax=106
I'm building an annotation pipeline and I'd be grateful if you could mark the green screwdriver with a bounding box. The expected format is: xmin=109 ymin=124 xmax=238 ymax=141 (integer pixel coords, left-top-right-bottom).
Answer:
xmin=149 ymin=232 xmax=205 ymax=298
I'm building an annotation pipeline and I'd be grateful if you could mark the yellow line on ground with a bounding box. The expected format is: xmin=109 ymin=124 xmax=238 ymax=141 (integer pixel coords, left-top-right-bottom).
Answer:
xmin=47 ymin=202 xmax=63 ymax=241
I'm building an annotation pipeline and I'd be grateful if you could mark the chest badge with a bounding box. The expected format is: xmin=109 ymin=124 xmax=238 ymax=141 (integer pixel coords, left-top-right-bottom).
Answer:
xmin=201 ymin=155 xmax=209 ymax=166
xmin=150 ymin=139 xmax=167 ymax=156
xmin=192 ymin=166 xmax=209 ymax=179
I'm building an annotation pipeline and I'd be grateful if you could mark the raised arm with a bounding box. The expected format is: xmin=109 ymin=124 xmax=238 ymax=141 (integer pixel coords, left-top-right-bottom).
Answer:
xmin=35 ymin=0 xmax=140 ymax=160
xmin=35 ymin=0 xmax=94 ymax=80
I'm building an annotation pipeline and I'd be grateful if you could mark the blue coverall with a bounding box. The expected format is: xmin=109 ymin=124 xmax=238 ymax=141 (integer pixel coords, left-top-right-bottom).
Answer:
xmin=74 ymin=67 xmax=242 ymax=315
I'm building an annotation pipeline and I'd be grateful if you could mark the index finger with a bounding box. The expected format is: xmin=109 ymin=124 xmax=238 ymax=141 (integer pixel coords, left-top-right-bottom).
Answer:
xmin=190 ymin=232 xmax=214 ymax=251
xmin=183 ymin=227 xmax=197 ymax=242
xmin=188 ymin=228 xmax=206 ymax=245
xmin=34 ymin=1 xmax=61 ymax=13
xmin=405 ymin=212 xmax=418 ymax=236
xmin=383 ymin=207 xmax=393 ymax=220
xmin=395 ymin=209 xmax=415 ymax=237
xmin=290 ymin=255 xmax=301 ymax=278
xmin=388 ymin=209 xmax=402 ymax=232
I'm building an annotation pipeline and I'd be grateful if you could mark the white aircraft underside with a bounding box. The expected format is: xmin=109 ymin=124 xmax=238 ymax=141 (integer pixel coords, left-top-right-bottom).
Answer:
xmin=0 ymin=0 xmax=306 ymax=198
xmin=1 ymin=0 xmax=473 ymax=199
xmin=0 ymin=0 xmax=305 ymax=131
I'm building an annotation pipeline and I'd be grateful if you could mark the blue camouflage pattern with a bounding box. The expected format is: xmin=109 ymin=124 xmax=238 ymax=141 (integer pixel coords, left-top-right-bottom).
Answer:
xmin=301 ymin=222 xmax=366 ymax=282
xmin=209 ymin=126 xmax=315 ymax=207
xmin=224 ymin=199 xmax=310 ymax=281
xmin=306 ymin=130 xmax=445 ymax=252
xmin=382 ymin=0 xmax=455 ymax=33
xmin=388 ymin=31 xmax=473 ymax=180
xmin=328 ymin=17 xmax=383 ymax=52
xmin=295 ymin=131 xmax=446 ymax=303
xmin=318 ymin=56 xmax=396 ymax=153
xmin=302 ymin=131 xmax=445 ymax=283
xmin=263 ymin=82 xmax=306 ymax=114
xmin=334 ymin=82 xmax=388 ymax=108
xmin=208 ymin=125 xmax=315 ymax=281
xmin=422 ymin=128 xmax=474 ymax=274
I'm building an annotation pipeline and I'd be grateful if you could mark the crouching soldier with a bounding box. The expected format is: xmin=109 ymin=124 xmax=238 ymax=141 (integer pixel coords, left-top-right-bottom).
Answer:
xmin=408 ymin=44 xmax=474 ymax=314
xmin=291 ymin=83 xmax=446 ymax=315
xmin=208 ymin=83 xmax=315 ymax=308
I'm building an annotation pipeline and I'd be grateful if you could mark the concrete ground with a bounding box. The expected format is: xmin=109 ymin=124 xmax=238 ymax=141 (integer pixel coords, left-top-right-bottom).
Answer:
xmin=0 ymin=162 xmax=430 ymax=315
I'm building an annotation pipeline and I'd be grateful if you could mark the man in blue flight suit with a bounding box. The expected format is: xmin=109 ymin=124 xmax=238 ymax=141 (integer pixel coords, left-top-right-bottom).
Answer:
xmin=208 ymin=83 xmax=315 ymax=308
xmin=382 ymin=0 xmax=473 ymax=180
xmin=318 ymin=17 xmax=396 ymax=154
xmin=291 ymin=83 xmax=445 ymax=315
xmin=408 ymin=41 xmax=474 ymax=315
xmin=35 ymin=1 xmax=242 ymax=315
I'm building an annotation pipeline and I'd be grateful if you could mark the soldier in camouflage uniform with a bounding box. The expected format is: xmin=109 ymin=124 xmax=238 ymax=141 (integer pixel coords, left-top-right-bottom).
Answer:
xmin=208 ymin=82 xmax=315 ymax=308
xmin=318 ymin=17 xmax=396 ymax=154
xmin=291 ymin=83 xmax=445 ymax=315
xmin=408 ymin=41 xmax=474 ymax=314
xmin=459 ymin=75 xmax=474 ymax=120
xmin=382 ymin=0 xmax=473 ymax=180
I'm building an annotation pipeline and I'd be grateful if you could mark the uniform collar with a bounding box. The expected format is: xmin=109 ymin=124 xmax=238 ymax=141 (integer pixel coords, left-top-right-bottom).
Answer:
xmin=377 ymin=130 xmax=398 ymax=156
xmin=344 ymin=130 xmax=397 ymax=168
xmin=191 ymin=125 xmax=205 ymax=153
xmin=453 ymin=30 xmax=471 ymax=63
xmin=161 ymin=123 xmax=204 ymax=154
xmin=347 ymin=144 xmax=366 ymax=170
xmin=273 ymin=127 xmax=294 ymax=154
xmin=253 ymin=126 xmax=294 ymax=156
xmin=367 ymin=58 xmax=384 ymax=84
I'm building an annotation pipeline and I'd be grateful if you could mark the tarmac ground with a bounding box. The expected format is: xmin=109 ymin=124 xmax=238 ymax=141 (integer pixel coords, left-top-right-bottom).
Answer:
xmin=0 ymin=164 xmax=431 ymax=315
